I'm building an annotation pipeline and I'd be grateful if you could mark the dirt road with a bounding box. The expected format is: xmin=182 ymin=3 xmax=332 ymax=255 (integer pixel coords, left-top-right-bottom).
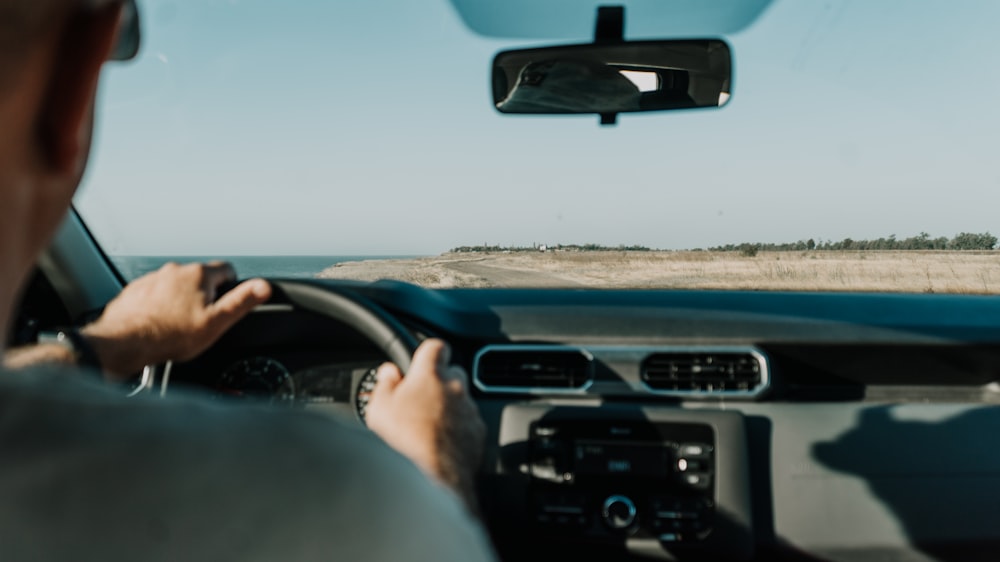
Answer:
xmin=316 ymin=250 xmax=1000 ymax=294
xmin=441 ymin=258 xmax=580 ymax=288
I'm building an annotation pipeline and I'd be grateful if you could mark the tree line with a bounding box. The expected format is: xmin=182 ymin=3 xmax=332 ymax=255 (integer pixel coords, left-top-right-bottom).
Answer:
xmin=451 ymin=243 xmax=652 ymax=253
xmin=451 ymin=232 xmax=998 ymax=256
xmin=710 ymin=232 xmax=997 ymax=256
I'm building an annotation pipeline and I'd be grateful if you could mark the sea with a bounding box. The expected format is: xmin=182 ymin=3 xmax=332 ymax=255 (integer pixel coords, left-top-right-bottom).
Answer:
xmin=110 ymin=256 xmax=417 ymax=281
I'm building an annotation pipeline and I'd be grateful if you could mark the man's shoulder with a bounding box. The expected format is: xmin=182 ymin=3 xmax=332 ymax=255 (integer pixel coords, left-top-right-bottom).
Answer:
xmin=0 ymin=366 xmax=495 ymax=561
xmin=0 ymin=364 xmax=413 ymax=486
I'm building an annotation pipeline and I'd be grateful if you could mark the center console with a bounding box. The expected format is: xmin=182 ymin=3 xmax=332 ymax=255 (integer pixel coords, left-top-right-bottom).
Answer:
xmin=530 ymin=419 xmax=716 ymax=542
xmin=490 ymin=404 xmax=753 ymax=560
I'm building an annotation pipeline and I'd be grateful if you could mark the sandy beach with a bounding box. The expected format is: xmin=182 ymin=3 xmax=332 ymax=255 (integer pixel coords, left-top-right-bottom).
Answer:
xmin=315 ymin=250 xmax=1000 ymax=294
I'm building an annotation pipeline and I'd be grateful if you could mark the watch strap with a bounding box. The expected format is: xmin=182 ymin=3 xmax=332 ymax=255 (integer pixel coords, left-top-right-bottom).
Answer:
xmin=38 ymin=329 xmax=103 ymax=373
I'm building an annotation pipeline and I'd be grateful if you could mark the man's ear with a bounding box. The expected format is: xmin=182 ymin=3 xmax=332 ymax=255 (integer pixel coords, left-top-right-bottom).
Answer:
xmin=38 ymin=3 xmax=123 ymax=175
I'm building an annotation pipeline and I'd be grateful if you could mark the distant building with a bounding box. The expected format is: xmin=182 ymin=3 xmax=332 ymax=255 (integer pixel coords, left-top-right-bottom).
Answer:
xmin=539 ymin=245 xmax=548 ymax=252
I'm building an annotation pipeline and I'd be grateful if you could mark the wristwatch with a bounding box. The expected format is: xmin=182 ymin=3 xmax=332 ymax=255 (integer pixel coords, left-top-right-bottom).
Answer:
xmin=37 ymin=329 xmax=103 ymax=373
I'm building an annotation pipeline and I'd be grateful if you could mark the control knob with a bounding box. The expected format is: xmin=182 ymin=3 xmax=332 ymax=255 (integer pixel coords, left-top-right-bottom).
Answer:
xmin=602 ymin=495 xmax=637 ymax=530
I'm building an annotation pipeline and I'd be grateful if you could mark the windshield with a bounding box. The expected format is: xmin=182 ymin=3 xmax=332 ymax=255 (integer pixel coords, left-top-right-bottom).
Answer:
xmin=77 ymin=0 xmax=1000 ymax=293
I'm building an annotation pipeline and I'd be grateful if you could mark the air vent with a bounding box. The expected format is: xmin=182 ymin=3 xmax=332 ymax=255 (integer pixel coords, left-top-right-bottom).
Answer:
xmin=641 ymin=349 xmax=769 ymax=396
xmin=473 ymin=346 xmax=593 ymax=393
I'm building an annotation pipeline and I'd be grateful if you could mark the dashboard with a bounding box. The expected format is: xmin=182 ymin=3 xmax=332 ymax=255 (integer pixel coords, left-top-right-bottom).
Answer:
xmin=210 ymin=354 xmax=377 ymax=418
xmin=166 ymin=280 xmax=1000 ymax=561
xmin=169 ymin=305 xmax=387 ymax=422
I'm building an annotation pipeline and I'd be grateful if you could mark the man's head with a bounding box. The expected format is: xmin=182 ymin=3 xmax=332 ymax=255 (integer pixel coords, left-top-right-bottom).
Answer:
xmin=0 ymin=0 xmax=131 ymax=341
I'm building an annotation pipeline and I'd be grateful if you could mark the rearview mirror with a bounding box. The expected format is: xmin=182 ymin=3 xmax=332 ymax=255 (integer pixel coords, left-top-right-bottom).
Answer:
xmin=492 ymin=40 xmax=732 ymax=121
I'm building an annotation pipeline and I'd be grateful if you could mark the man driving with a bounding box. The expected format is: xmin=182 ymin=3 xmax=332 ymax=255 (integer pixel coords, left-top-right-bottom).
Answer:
xmin=0 ymin=1 xmax=494 ymax=560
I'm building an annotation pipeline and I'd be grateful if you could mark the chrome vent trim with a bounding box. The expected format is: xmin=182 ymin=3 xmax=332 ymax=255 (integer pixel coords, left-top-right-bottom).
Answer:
xmin=473 ymin=345 xmax=594 ymax=394
xmin=640 ymin=347 xmax=770 ymax=398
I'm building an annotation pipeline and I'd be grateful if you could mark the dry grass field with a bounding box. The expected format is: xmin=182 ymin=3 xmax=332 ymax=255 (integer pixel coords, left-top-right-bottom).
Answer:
xmin=317 ymin=251 xmax=1000 ymax=294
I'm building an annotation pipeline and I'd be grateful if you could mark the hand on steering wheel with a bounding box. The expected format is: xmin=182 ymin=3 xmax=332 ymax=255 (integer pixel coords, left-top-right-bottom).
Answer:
xmin=270 ymin=280 xmax=484 ymax=514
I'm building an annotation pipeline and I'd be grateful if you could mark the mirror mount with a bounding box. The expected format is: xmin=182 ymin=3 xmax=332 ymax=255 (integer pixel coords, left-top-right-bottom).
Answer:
xmin=595 ymin=6 xmax=626 ymax=125
xmin=594 ymin=6 xmax=625 ymax=45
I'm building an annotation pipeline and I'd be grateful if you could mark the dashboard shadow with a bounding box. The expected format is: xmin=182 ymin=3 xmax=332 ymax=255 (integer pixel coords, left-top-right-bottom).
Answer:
xmin=812 ymin=405 xmax=1000 ymax=562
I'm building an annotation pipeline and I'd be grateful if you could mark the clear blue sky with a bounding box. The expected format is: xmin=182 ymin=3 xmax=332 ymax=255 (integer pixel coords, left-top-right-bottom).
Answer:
xmin=76 ymin=0 xmax=1000 ymax=256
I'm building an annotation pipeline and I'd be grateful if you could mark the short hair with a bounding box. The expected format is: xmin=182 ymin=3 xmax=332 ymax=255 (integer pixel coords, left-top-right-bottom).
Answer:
xmin=0 ymin=1 xmax=66 ymax=87
xmin=0 ymin=1 xmax=62 ymax=49
xmin=0 ymin=0 xmax=120 ymax=89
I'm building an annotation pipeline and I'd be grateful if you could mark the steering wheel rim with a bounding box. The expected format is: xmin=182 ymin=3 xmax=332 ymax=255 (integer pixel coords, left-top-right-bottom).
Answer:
xmin=134 ymin=279 xmax=420 ymax=399
xmin=267 ymin=279 xmax=420 ymax=374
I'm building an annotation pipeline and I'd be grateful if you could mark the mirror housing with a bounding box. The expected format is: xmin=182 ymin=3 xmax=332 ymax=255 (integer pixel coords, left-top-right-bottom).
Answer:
xmin=492 ymin=40 xmax=731 ymax=122
xmin=491 ymin=6 xmax=731 ymax=125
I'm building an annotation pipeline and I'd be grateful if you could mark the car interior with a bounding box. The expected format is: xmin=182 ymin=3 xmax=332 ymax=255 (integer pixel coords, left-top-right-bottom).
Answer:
xmin=10 ymin=1 xmax=1000 ymax=561
xmin=9 ymin=209 xmax=1000 ymax=562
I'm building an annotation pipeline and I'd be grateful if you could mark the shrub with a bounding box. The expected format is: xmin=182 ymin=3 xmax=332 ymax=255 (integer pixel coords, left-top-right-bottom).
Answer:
xmin=739 ymin=243 xmax=760 ymax=257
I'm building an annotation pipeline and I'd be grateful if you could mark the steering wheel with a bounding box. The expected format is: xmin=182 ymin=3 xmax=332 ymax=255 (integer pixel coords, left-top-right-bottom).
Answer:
xmin=133 ymin=279 xmax=420 ymax=398
xmin=268 ymin=280 xmax=420 ymax=374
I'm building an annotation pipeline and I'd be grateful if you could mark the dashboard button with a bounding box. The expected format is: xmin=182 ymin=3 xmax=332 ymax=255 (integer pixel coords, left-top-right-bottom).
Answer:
xmin=676 ymin=458 xmax=708 ymax=472
xmin=682 ymin=473 xmax=712 ymax=490
xmin=679 ymin=443 xmax=711 ymax=457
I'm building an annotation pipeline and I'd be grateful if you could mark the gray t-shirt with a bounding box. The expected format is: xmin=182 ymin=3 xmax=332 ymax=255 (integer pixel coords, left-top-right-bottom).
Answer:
xmin=0 ymin=367 xmax=496 ymax=562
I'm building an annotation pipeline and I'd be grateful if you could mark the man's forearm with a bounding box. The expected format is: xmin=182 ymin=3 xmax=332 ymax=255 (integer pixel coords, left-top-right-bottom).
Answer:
xmin=4 ymin=329 xmax=139 ymax=382
xmin=4 ymin=343 xmax=82 ymax=371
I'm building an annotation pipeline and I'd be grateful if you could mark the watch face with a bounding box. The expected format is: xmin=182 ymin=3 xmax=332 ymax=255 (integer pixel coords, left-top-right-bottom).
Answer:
xmin=36 ymin=330 xmax=103 ymax=374
xmin=36 ymin=331 xmax=77 ymax=355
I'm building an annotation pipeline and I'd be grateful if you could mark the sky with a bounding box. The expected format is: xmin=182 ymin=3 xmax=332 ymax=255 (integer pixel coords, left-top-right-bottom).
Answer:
xmin=76 ymin=0 xmax=1000 ymax=256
